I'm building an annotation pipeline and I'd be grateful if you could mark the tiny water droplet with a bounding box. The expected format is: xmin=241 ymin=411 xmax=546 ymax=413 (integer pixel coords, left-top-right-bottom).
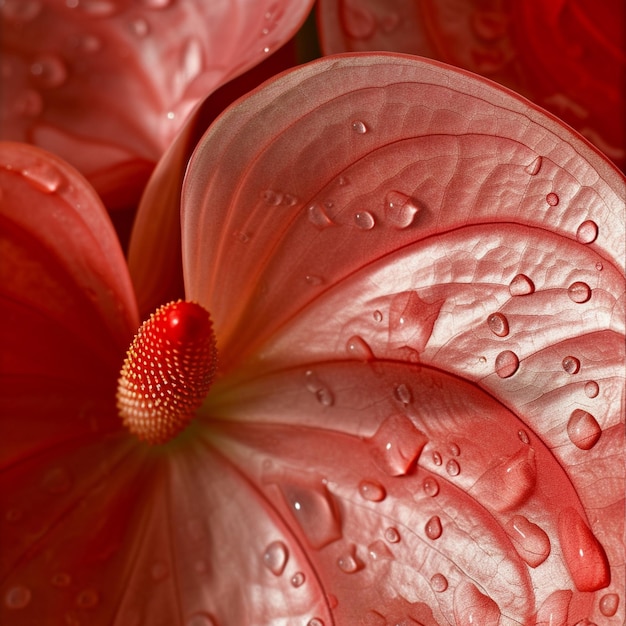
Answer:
xmin=384 ymin=190 xmax=420 ymax=228
xmin=576 ymin=220 xmax=598 ymax=244
xmin=306 ymin=202 xmax=334 ymax=229
xmin=4 ymin=586 xmax=32 ymax=609
xmin=599 ymin=593 xmax=619 ymax=617
xmin=425 ymin=515 xmax=443 ymax=540
xmin=495 ymin=350 xmax=519 ymax=378
xmin=14 ymin=89 xmax=43 ymax=117
xmin=21 ymin=161 xmax=63 ymax=193
xmin=384 ymin=527 xmax=400 ymax=543
xmin=368 ymin=414 xmax=428 ymax=476
xmin=445 ymin=459 xmax=460 ymax=476
xmin=346 ymin=335 xmax=374 ymax=361
xmin=75 ymin=588 xmax=99 ymax=609
xmin=304 ymin=274 xmax=324 ymax=286
xmin=546 ymin=192 xmax=559 ymax=206
xmin=358 ymin=479 xmax=386 ymax=502
xmin=41 ymin=466 xmax=72 ymax=494
xmin=129 ymin=17 xmax=149 ymax=37
xmin=354 ymin=211 xmax=375 ymax=230
xmin=290 ymin=572 xmax=305 ymax=588
xmin=432 ymin=451 xmax=442 ymax=466
xmin=186 ymin=613 xmax=217 ymax=626
xmin=261 ymin=188 xmax=283 ymax=206
xmin=393 ymin=383 xmax=412 ymax=405
xmin=430 ymin=573 xmax=448 ymax=592
xmin=75 ymin=34 xmax=102 ymax=53
xmin=337 ymin=546 xmax=362 ymax=573
xmin=367 ymin=539 xmax=393 ymax=561
xmin=567 ymin=409 xmax=601 ymax=450
xmin=373 ymin=310 xmax=383 ymax=323
xmin=562 ymin=356 xmax=581 ymax=374
xmin=151 ymin=561 xmax=169 ymax=581
xmin=487 ymin=312 xmax=509 ymax=337
xmin=584 ymin=380 xmax=599 ymax=398
xmin=518 ymin=429 xmax=530 ymax=444
xmin=567 ymin=281 xmax=591 ymax=303
xmin=30 ymin=54 xmax=68 ymax=88
xmin=316 ymin=388 xmax=334 ymax=407
xmin=351 ymin=120 xmax=368 ymax=134
xmin=307 ymin=619 xmax=324 ymax=626
xmin=423 ymin=477 xmax=440 ymax=497
xmin=505 ymin=515 xmax=551 ymax=568
xmin=449 ymin=442 xmax=460 ymax=457
xmin=524 ymin=156 xmax=543 ymax=175
xmin=595 ymin=261 xmax=603 ymax=271
xmin=51 ymin=572 xmax=72 ymax=588
xmin=263 ymin=540 xmax=288 ymax=576
xmin=508 ymin=274 xmax=535 ymax=296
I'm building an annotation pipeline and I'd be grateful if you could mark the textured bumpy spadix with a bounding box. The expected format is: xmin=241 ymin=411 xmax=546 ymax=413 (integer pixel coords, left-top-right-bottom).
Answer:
xmin=117 ymin=301 xmax=217 ymax=444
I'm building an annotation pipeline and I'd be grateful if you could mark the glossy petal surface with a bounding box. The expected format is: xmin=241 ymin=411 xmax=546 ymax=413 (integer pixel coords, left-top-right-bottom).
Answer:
xmin=317 ymin=0 xmax=626 ymax=172
xmin=0 ymin=0 xmax=314 ymax=208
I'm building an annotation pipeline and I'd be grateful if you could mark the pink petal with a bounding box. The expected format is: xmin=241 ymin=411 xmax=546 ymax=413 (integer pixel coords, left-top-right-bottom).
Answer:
xmin=317 ymin=0 xmax=626 ymax=172
xmin=0 ymin=0 xmax=315 ymax=209
xmin=182 ymin=54 xmax=624 ymax=622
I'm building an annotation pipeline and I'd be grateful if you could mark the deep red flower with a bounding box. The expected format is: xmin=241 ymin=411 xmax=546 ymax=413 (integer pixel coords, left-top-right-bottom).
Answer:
xmin=1 ymin=54 xmax=625 ymax=625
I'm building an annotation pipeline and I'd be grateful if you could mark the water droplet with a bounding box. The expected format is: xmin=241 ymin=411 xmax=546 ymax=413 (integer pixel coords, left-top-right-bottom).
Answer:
xmin=393 ymin=383 xmax=412 ymax=405
xmin=425 ymin=515 xmax=443 ymax=540
xmin=430 ymin=573 xmax=448 ymax=592
xmin=495 ymin=350 xmax=519 ymax=378
xmin=558 ymin=507 xmax=610 ymax=592
xmin=354 ymin=211 xmax=375 ymax=230
xmin=562 ymin=356 xmax=581 ymax=374
xmin=290 ymin=572 xmax=305 ymax=588
xmin=151 ymin=561 xmax=169 ymax=581
xmin=453 ymin=582 xmax=502 ymax=625
xmin=546 ymin=192 xmax=559 ymax=206
xmin=599 ymin=593 xmax=619 ymax=617
xmin=505 ymin=515 xmax=551 ymax=567
xmin=306 ymin=202 xmax=334 ymax=229
xmin=422 ymin=477 xmax=440 ymax=497
xmin=130 ymin=17 xmax=150 ymax=37
xmin=576 ymin=220 xmax=598 ymax=244
xmin=51 ymin=572 xmax=72 ymax=588
xmin=337 ymin=545 xmax=362 ymax=573
xmin=445 ymin=459 xmax=460 ymax=476
xmin=78 ymin=0 xmax=119 ymax=16
xmin=351 ymin=120 xmax=368 ymax=134
xmin=584 ymin=380 xmax=599 ymax=398
xmin=40 ymin=466 xmax=72 ymax=494
xmin=472 ymin=446 xmax=537 ymax=512
xmin=21 ymin=160 xmax=63 ymax=193
xmin=261 ymin=188 xmax=283 ymax=206
xmin=304 ymin=274 xmax=324 ymax=286
xmin=432 ymin=451 xmax=442 ymax=466
xmin=358 ymin=479 xmax=386 ymax=502
xmin=304 ymin=370 xmax=334 ymax=406
xmin=186 ymin=613 xmax=217 ymax=626
xmin=1 ymin=0 xmax=41 ymax=21
xmin=367 ymin=539 xmax=393 ymax=561
xmin=307 ymin=619 xmax=324 ymax=626
xmin=346 ymin=335 xmax=374 ymax=361
xmin=263 ymin=540 xmax=288 ymax=576
xmin=4 ymin=586 xmax=32 ymax=609
xmin=449 ymin=442 xmax=460 ymax=457
xmin=595 ymin=261 xmax=603 ymax=271
xmin=487 ymin=312 xmax=509 ymax=337
xmin=373 ymin=310 xmax=383 ymax=323
xmin=508 ymin=274 xmax=535 ymax=296
xmin=518 ymin=429 xmax=530 ymax=444
xmin=180 ymin=37 xmax=203 ymax=84
xmin=524 ymin=156 xmax=543 ymax=175
xmin=279 ymin=482 xmax=341 ymax=549
xmin=384 ymin=527 xmax=400 ymax=543
xmin=567 ymin=281 xmax=591 ymax=303
xmin=316 ymin=388 xmax=334 ymax=407
xmin=368 ymin=414 xmax=428 ymax=476
xmin=384 ymin=190 xmax=420 ymax=228
xmin=388 ymin=290 xmax=436 ymax=352
xmin=140 ymin=0 xmax=173 ymax=8
xmin=75 ymin=588 xmax=99 ymax=609
xmin=567 ymin=409 xmax=601 ymax=450
xmin=341 ymin=3 xmax=376 ymax=39
xmin=30 ymin=54 xmax=68 ymax=88
xmin=75 ymin=34 xmax=102 ymax=53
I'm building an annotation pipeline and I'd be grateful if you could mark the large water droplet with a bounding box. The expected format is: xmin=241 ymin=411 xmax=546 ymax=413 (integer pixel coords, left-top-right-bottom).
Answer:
xmin=535 ymin=590 xmax=572 ymax=626
xmin=279 ymin=482 xmax=341 ymax=549
xmin=337 ymin=545 xmax=362 ymax=573
xmin=505 ymin=515 xmax=551 ymax=567
xmin=354 ymin=211 xmax=375 ymax=230
xmin=40 ymin=466 xmax=72 ymax=494
xmin=30 ymin=54 xmax=68 ymax=88
xmin=351 ymin=120 xmax=368 ymax=134
xmin=290 ymin=571 xmax=305 ymax=588
xmin=263 ymin=540 xmax=288 ymax=575
xmin=470 ymin=447 xmax=536 ymax=512
xmin=495 ymin=350 xmax=519 ymax=378
xmin=546 ymin=192 xmax=559 ymax=206
xmin=562 ymin=356 xmax=581 ymax=374
xmin=453 ymin=582 xmax=502 ymax=625
xmin=445 ymin=459 xmax=460 ymax=477
xmin=367 ymin=539 xmax=393 ymax=561
xmin=576 ymin=220 xmax=598 ymax=244
xmin=508 ymin=274 xmax=535 ymax=296
xmin=425 ymin=515 xmax=443 ymax=540
xmin=584 ymin=380 xmax=599 ymax=398
xmin=384 ymin=190 xmax=420 ymax=228
xmin=567 ymin=281 xmax=591 ymax=303
xmin=306 ymin=202 xmax=334 ymax=229
xmin=524 ymin=156 xmax=542 ymax=175
xmin=21 ymin=160 xmax=63 ymax=193
xmin=393 ymin=383 xmax=412 ymax=405
xmin=558 ymin=507 xmax=610 ymax=592
xmin=4 ymin=586 xmax=32 ymax=609
xmin=567 ymin=409 xmax=601 ymax=450
xmin=423 ymin=477 xmax=440 ymax=497
xmin=346 ymin=335 xmax=374 ymax=361
xmin=358 ymin=479 xmax=386 ymax=502
xmin=75 ymin=588 xmax=99 ymax=609
xmin=368 ymin=414 xmax=428 ymax=476
xmin=430 ymin=573 xmax=448 ymax=592
xmin=487 ymin=312 xmax=509 ymax=337
xmin=384 ymin=527 xmax=400 ymax=543
xmin=599 ymin=593 xmax=619 ymax=617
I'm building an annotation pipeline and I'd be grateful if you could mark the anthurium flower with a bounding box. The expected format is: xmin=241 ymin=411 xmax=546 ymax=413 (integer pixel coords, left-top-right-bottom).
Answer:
xmin=1 ymin=54 xmax=625 ymax=625
xmin=317 ymin=0 xmax=626 ymax=173
xmin=0 ymin=0 xmax=314 ymax=210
